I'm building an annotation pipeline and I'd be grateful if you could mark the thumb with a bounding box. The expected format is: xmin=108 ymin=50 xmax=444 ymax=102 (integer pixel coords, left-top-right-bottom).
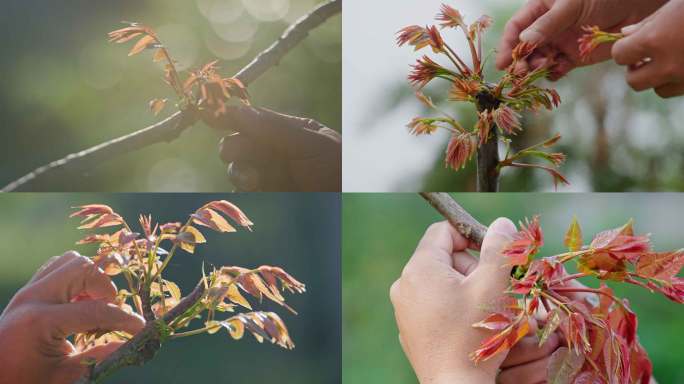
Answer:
xmin=472 ymin=218 xmax=517 ymax=289
xmin=519 ymin=1 xmax=578 ymax=45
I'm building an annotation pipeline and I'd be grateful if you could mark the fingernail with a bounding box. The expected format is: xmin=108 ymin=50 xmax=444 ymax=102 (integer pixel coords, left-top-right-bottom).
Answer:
xmin=488 ymin=217 xmax=517 ymax=239
xmin=621 ymin=24 xmax=639 ymax=35
xmin=519 ymin=28 xmax=544 ymax=44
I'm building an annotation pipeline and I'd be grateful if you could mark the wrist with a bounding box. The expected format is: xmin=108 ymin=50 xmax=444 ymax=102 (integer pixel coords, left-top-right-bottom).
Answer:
xmin=422 ymin=367 xmax=496 ymax=384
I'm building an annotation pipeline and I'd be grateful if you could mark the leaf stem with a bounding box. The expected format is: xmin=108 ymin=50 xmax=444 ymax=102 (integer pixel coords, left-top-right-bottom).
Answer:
xmin=548 ymin=273 xmax=590 ymax=287
xmin=170 ymin=324 xmax=220 ymax=339
xmin=153 ymin=216 xmax=194 ymax=282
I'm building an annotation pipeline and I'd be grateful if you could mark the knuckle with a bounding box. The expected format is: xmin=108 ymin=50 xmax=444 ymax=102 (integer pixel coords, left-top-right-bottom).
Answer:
xmin=62 ymin=250 xmax=81 ymax=259
xmin=12 ymin=286 xmax=35 ymax=304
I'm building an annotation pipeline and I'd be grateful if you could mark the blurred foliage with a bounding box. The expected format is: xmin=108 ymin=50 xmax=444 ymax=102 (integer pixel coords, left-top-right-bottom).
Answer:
xmin=0 ymin=0 xmax=341 ymax=192
xmin=0 ymin=193 xmax=340 ymax=383
xmin=343 ymin=193 xmax=684 ymax=383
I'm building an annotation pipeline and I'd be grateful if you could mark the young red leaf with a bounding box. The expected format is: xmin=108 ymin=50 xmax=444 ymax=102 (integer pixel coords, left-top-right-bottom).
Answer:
xmin=636 ymin=250 xmax=684 ymax=282
xmin=70 ymin=204 xmax=114 ymax=218
xmin=176 ymin=226 xmax=207 ymax=254
xmin=589 ymin=219 xmax=650 ymax=263
xmin=444 ymin=133 xmax=476 ymax=170
xmin=471 ymin=318 xmax=530 ymax=363
xmin=192 ymin=208 xmax=236 ymax=233
xmin=128 ymin=35 xmax=156 ymax=56
xmin=472 ymin=313 xmax=512 ymax=331
xmin=510 ymin=271 xmax=538 ymax=295
xmin=204 ymin=200 xmax=254 ymax=229
xmin=503 ymin=216 xmax=543 ymax=266
xmin=436 ymin=4 xmax=465 ymax=28
xmin=78 ymin=213 xmax=123 ymax=230
xmin=660 ymin=277 xmax=684 ymax=303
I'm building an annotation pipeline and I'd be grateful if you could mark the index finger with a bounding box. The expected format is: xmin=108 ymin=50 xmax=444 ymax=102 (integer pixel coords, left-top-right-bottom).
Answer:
xmin=496 ymin=0 xmax=549 ymax=69
xmin=612 ymin=31 xmax=651 ymax=66
xmin=29 ymin=255 xmax=117 ymax=304
xmin=47 ymin=300 xmax=145 ymax=337
xmin=412 ymin=221 xmax=470 ymax=268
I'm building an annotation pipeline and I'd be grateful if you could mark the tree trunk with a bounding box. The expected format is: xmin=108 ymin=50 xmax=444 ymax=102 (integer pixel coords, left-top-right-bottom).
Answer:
xmin=475 ymin=88 xmax=501 ymax=192
xmin=476 ymin=129 xmax=500 ymax=192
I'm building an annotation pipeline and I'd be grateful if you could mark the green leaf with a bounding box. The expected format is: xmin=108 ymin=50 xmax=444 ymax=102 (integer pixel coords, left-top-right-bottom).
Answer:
xmin=564 ymin=216 xmax=583 ymax=252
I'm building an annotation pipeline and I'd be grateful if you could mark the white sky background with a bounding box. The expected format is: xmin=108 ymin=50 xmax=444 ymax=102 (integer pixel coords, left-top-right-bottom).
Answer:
xmin=343 ymin=0 xmax=520 ymax=192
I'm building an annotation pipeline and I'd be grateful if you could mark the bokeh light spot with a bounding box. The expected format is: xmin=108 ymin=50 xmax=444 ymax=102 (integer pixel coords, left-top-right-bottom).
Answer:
xmin=197 ymin=0 xmax=245 ymax=24
xmin=241 ymin=0 xmax=290 ymax=22
xmin=204 ymin=32 xmax=253 ymax=60
xmin=210 ymin=16 xmax=258 ymax=43
xmin=155 ymin=24 xmax=200 ymax=71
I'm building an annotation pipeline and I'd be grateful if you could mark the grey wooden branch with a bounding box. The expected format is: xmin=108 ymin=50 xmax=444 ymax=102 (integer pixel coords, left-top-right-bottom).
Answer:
xmin=2 ymin=0 xmax=341 ymax=192
xmin=75 ymin=282 xmax=207 ymax=384
xmin=420 ymin=192 xmax=487 ymax=247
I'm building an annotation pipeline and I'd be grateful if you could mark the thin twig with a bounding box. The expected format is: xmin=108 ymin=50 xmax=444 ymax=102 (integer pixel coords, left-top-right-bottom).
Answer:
xmin=2 ymin=0 xmax=341 ymax=192
xmin=419 ymin=192 xmax=487 ymax=247
xmin=75 ymin=283 xmax=207 ymax=384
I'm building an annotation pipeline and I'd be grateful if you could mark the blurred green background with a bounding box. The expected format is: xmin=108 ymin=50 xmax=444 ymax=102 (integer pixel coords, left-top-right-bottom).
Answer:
xmin=0 ymin=193 xmax=340 ymax=383
xmin=0 ymin=0 xmax=341 ymax=191
xmin=343 ymin=0 xmax=684 ymax=192
xmin=343 ymin=193 xmax=684 ymax=383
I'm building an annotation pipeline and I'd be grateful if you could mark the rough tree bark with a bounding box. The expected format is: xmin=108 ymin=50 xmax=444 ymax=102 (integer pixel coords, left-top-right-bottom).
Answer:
xmin=1 ymin=0 xmax=341 ymax=192
xmin=420 ymin=192 xmax=487 ymax=248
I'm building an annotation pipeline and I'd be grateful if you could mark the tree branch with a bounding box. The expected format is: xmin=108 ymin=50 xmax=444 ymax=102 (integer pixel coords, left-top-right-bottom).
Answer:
xmin=419 ymin=192 xmax=487 ymax=247
xmin=2 ymin=0 xmax=341 ymax=192
xmin=76 ymin=282 xmax=207 ymax=384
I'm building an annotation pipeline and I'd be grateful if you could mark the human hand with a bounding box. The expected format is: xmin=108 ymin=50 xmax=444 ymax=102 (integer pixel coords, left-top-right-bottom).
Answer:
xmin=612 ymin=0 xmax=684 ymax=98
xmin=201 ymin=106 xmax=341 ymax=192
xmin=0 ymin=251 xmax=145 ymax=384
xmin=389 ymin=219 xmax=519 ymax=384
xmin=497 ymin=326 xmax=561 ymax=383
xmin=496 ymin=0 xmax=667 ymax=79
